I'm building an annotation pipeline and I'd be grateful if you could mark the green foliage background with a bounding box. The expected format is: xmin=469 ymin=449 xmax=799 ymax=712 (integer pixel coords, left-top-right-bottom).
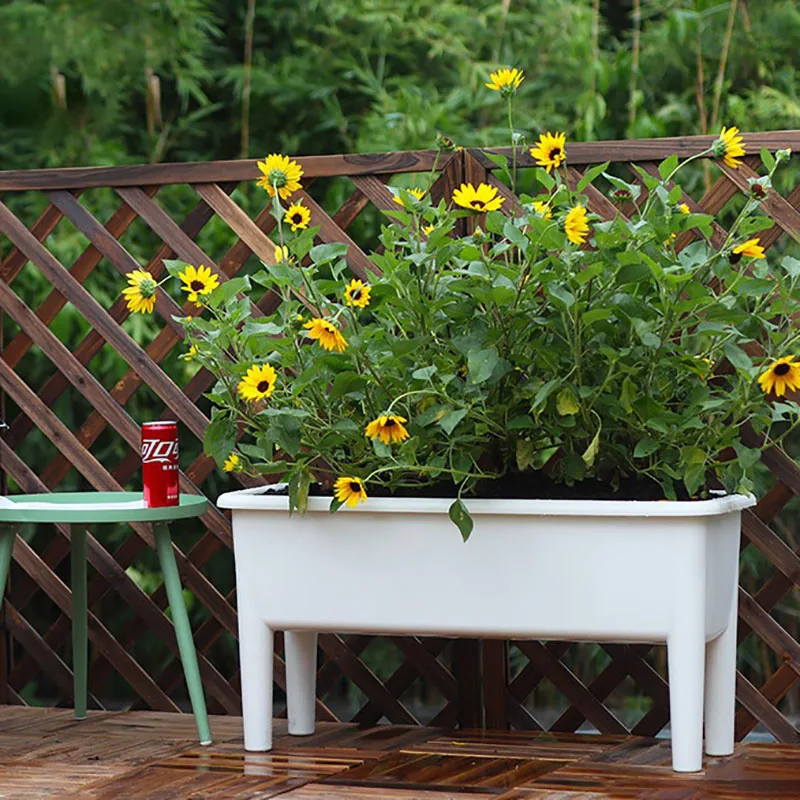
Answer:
xmin=2 ymin=0 xmax=800 ymax=727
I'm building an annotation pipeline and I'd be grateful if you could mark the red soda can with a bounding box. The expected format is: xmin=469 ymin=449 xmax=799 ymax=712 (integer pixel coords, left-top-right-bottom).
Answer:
xmin=141 ymin=421 xmax=179 ymax=507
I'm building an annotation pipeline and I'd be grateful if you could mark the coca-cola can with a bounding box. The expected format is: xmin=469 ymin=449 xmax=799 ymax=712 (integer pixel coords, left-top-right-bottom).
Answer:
xmin=142 ymin=421 xmax=179 ymax=507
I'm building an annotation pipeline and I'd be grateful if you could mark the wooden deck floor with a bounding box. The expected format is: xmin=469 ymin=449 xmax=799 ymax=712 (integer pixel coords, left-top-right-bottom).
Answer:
xmin=1 ymin=707 xmax=799 ymax=799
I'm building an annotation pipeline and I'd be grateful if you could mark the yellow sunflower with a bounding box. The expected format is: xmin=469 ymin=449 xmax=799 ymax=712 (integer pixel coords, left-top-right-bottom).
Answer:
xmin=529 ymin=132 xmax=567 ymax=173
xmin=423 ymin=223 xmax=436 ymax=236
xmin=729 ymin=238 xmax=765 ymax=264
xmin=532 ymin=200 xmax=552 ymax=220
xmin=334 ymin=476 xmax=368 ymax=508
xmin=285 ymin=201 xmax=311 ymax=231
xmin=178 ymin=264 xmax=220 ymax=305
xmin=364 ymin=414 xmax=410 ymax=445
xmin=485 ymin=67 xmax=524 ymax=96
xmin=564 ymin=205 xmax=590 ymax=245
xmin=303 ymin=318 xmax=348 ymax=352
xmin=237 ymin=363 xmax=278 ymax=402
xmin=122 ymin=269 xmax=157 ymax=314
xmin=256 ymin=153 xmax=304 ymax=199
xmin=344 ymin=279 xmax=371 ymax=309
xmin=714 ymin=126 xmax=746 ymax=169
xmin=223 ymin=453 xmax=240 ymax=473
xmin=678 ymin=203 xmax=691 ymax=214
xmin=392 ymin=187 xmax=426 ymax=207
xmin=758 ymin=356 xmax=800 ymax=397
xmin=181 ymin=344 xmax=198 ymax=361
xmin=275 ymin=245 xmax=292 ymax=263
xmin=452 ymin=182 xmax=504 ymax=212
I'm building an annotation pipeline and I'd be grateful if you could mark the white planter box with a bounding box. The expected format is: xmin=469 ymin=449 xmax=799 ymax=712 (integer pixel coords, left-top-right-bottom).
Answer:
xmin=217 ymin=487 xmax=755 ymax=772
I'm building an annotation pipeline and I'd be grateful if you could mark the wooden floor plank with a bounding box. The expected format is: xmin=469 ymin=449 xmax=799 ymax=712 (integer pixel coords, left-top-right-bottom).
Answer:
xmin=1 ymin=706 xmax=799 ymax=799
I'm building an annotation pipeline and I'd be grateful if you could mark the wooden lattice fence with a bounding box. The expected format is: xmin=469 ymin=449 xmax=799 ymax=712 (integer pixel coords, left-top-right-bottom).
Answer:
xmin=0 ymin=131 xmax=800 ymax=740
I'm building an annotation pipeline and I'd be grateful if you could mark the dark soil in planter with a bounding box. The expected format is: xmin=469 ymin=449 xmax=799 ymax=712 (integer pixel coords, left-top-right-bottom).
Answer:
xmin=299 ymin=472 xmax=696 ymax=501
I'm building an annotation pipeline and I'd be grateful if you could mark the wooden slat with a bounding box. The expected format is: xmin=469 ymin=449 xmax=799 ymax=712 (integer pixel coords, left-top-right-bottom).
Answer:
xmin=318 ymin=634 xmax=418 ymax=725
xmin=2 ymin=189 xmax=155 ymax=371
xmin=718 ymin=160 xmax=800 ymax=243
xmin=296 ymin=190 xmax=377 ymax=280
xmin=193 ymin=184 xmax=278 ymax=265
xmin=0 ymin=197 xmax=210 ymax=442
xmin=0 ymin=150 xmax=445 ymax=190
xmin=514 ymin=641 xmax=627 ymax=735
xmin=48 ymin=190 xmax=186 ymax=337
xmin=9 ymin=535 xmax=180 ymax=711
xmin=0 ymin=202 xmax=65 ymax=283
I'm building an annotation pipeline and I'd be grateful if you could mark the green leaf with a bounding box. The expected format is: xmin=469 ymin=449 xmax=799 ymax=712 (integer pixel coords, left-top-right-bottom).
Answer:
xmin=212 ymin=276 xmax=251 ymax=305
xmin=288 ymin=469 xmax=312 ymax=514
xmin=683 ymin=464 xmax=706 ymax=497
xmin=448 ymin=499 xmax=474 ymax=542
xmin=204 ymin=412 xmax=237 ymax=461
xmin=271 ymin=413 xmax=302 ymax=456
xmin=582 ymin=308 xmax=611 ymax=326
xmin=439 ymin=408 xmax=468 ymax=435
xmin=507 ymin=414 xmax=535 ymax=430
xmin=467 ymin=347 xmax=499 ymax=384
xmin=783 ymin=256 xmax=800 ymax=278
xmin=631 ymin=163 xmax=659 ymax=191
xmin=534 ymin=168 xmax=556 ymax=190
xmin=516 ymin=438 xmax=535 ymax=471
xmin=658 ymin=154 xmax=679 ymax=180
xmin=582 ymin=427 xmax=601 ymax=468
xmin=723 ymin=342 xmax=753 ymax=372
xmin=761 ymin=147 xmax=776 ymax=173
xmin=163 ymin=259 xmax=188 ymax=279
xmin=577 ymin=161 xmax=610 ymax=192
xmin=632 ymin=318 xmax=660 ymax=348
xmin=310 ymin=242 xmax=349 ymax=264
xmin=412 ymin=365 xmax=438 ymax=380
xmin=531 ymin=379 xmax=561 ymax=412
xmin=329 ymin=497 xmax=343 ymax=513
xmin=556 ymin=387 xmax=580 ymax=416
xmin=620 ymin=376 xmax=636 ymax=414
xmin=333 ymin=419 xmax=360 ymax=434
xmin=547 ymin=283 xmax=575 ymax=309
xmin=634 ymin=439 xmax=659 ymax=458
xmin=484 ymin=152 xmax=508 ymax=170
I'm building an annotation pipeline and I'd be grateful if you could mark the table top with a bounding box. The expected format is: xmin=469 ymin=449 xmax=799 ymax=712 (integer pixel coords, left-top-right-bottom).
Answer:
xmin=0 ymin=492 xmax=207 ymax=524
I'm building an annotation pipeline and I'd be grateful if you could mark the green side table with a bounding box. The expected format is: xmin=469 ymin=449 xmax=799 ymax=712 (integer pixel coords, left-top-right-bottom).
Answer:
xmin=0 ymin=492 xmax=211 ymax=745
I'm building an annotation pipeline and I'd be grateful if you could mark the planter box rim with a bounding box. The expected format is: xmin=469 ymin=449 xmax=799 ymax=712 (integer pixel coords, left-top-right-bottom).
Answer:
xmin=218 ymin=486 xmax=755 ymax=518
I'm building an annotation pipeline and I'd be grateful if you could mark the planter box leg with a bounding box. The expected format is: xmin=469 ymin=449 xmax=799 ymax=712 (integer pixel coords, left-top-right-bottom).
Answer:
xmin=704 ymin=584 xmax=738 ymax=757
xmin=285 ymin=631 xmax=317 ymax=736
xmin=239 ymin=614 xmax=273 ymax=751
xmin=667 ymin=623 xmax=705 ymax=772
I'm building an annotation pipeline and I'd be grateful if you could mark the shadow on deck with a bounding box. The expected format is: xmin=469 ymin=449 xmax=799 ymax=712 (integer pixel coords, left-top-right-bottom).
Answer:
xmin=0 ymin=706 xmax=799 ymax=798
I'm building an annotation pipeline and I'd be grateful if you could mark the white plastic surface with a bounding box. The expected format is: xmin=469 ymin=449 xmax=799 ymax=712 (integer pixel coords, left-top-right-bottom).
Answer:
xmin=220 ymin=488 xmax=755 ymax=771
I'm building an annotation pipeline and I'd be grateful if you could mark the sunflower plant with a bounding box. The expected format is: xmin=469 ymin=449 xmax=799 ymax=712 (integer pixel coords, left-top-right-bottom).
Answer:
xmin=121 ymin=85 xmax=800 ymax=539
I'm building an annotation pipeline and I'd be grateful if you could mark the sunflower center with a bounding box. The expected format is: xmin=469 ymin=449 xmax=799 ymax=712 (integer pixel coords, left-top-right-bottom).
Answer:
xmin=471 ymin=200 xmax=485 ymax=210
xmin=349 ymin=481 xmax=361 ymax=493
xmin=351 ymin=288 xmax=361 ymax=300
xmin=190 ymin=280 xmax=205 ymax=291
xmin=774 ymin=363 xmax=791 ymax=376
xmin=384 ymin=419 xmax=396 ymax=427
xmin=728 ymin=252 xmax=742 ymax=265
xmin=549 ymin=147 xmax=562 ymax=161
xmin=268 ymin=169 xmax=288 ymax=188
xmin=291 ymin=213 xmax=302 ymax=223
xmin=138 ymin=278 xmax=157 ymax=297
xmin=257 ymin=380 xmax=271 ymax=392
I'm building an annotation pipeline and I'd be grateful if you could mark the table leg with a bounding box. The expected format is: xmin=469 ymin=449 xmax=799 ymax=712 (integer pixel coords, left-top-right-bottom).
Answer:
xmin=71 ymin=526 xmax=88 ymax=720
xmin=0 ymin=526 xmax=15 ymax=603
xmin=153 ymin=522 xmax=212 ymax=745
